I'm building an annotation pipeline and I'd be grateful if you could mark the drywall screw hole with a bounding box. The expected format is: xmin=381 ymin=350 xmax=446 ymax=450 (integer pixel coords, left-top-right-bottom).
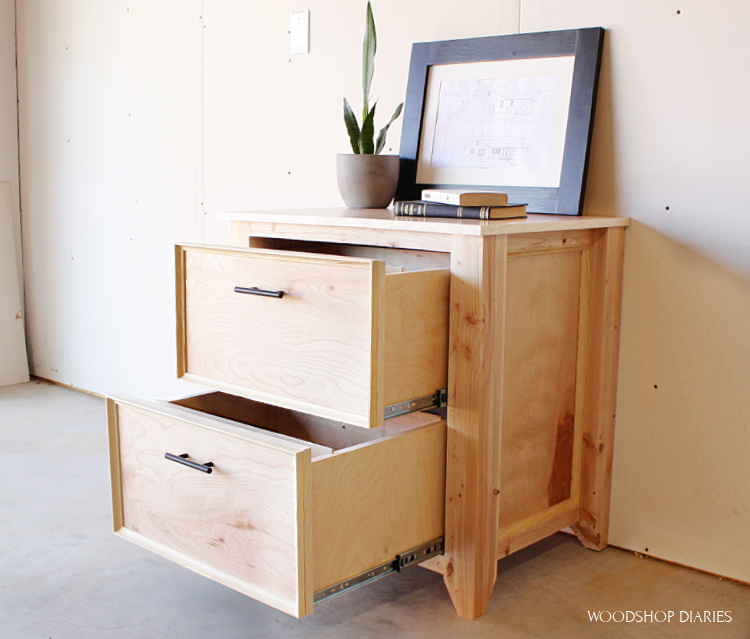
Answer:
xmin=665 ymin=206 xmax=670 ymax=210
xmin=676 ymin=9 xmax=681 ymax=14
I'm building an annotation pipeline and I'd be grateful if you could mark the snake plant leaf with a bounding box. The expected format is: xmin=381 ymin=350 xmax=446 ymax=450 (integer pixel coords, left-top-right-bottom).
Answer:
xmin=375 ymin=102 xmax=403 ymax=154
xmin=362 ymin=1 xmax=376 ymax=116
xmin=344 ymin=98 xmax=361 ymax=154
xmin=359 ymin=102 xmax=376 ymax=154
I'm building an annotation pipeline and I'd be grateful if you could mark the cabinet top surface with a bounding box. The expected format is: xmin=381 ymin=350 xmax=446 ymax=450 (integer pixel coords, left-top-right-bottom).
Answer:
xmin=217 ymin=208 xmax=629 ymax=236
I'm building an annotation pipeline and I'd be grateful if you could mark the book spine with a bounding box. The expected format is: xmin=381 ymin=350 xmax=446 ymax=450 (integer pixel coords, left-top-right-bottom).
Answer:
xmin=394 ymin=201 xmax=489 ymax=219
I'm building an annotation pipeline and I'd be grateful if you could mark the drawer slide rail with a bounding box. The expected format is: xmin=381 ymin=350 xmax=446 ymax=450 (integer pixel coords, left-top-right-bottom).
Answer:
xmin=384 ymin=389 xmax=447 ymax=420
xmin=313 ymin=537 xmax=444 ymax=606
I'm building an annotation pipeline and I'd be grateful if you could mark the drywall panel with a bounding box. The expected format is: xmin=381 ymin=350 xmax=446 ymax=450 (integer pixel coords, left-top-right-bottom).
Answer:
xmin=17 ymin=1 xmax=205 ymax=398
xmin=0 ymin=182 xmax=28 ymax=386
xmin=0 ymin=0 xmax=21 ymax=299
xmin=522 ymin=1 xmax=750 ymax=582
xmin=202 ymin=0 xmax=519 ymax=244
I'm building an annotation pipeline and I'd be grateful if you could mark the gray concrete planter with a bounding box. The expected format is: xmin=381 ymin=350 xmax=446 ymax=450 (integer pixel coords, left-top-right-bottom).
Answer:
xmin=336 ymin=154 xmax=400 ymax=209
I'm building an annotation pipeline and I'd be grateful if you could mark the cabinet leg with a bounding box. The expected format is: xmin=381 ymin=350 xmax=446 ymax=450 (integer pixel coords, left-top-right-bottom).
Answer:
xmin=443 ymin=236 xmax=507 ymax=619
xmin=574 ymin=227 xmax=626 ymax=552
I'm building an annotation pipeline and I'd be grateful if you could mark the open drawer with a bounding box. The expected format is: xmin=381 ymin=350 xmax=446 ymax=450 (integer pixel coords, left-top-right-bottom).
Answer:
xmin=107 ymin=391 xmax=446 ymax=618
xmin=175 ymin=244 xmax=449 ymax=428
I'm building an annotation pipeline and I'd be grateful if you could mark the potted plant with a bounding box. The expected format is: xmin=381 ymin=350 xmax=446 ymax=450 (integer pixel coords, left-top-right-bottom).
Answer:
xmin=337 ymin=1 xmax=403 ymax=208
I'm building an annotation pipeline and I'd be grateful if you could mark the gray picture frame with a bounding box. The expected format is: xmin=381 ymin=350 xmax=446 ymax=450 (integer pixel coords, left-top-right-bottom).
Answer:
xmin=396 ymin=28 xmax=604 ymax=215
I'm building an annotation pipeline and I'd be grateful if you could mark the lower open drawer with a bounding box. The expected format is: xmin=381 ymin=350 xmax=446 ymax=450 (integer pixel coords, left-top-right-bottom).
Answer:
xmin=107 ymin=391 xmax=446 ymax=617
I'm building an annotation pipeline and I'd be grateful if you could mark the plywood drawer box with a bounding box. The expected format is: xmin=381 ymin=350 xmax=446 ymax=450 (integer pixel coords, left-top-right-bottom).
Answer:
xmin=107 ymin=391 xmax=446 ymax=618
xmin=175 ymin=244 xmax=449 ymax=428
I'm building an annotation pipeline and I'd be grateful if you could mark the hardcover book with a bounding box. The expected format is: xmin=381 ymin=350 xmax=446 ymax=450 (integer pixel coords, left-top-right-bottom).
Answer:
xmin=421 ymin=189 xmax=509 ymax=207
xmin=394 ymin=200 xmax=527 ymax=220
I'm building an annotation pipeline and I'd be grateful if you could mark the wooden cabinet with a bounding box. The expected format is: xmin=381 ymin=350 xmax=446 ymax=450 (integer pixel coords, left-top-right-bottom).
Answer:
xmin=108 ymin=208 xmax=627 ymax=621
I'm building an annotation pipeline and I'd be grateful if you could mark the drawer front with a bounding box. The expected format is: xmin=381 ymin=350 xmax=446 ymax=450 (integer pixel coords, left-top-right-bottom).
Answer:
xmin=108 ymin=396 xmax=313 ymax=617
xmin=177 ymin=244 xmax=384 ymax=428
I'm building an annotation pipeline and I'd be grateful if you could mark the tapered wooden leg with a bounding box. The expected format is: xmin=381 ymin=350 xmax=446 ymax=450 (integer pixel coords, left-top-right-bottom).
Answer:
xmin=443 ymin=235 xmax=507 ymax=619
xmin=572 ymin=227 xmax=626 ymax=550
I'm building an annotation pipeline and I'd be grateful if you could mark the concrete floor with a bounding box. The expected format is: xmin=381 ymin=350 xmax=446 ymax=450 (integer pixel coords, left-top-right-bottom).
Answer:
xmin=1 ymin=380 xmax=748 ymax=639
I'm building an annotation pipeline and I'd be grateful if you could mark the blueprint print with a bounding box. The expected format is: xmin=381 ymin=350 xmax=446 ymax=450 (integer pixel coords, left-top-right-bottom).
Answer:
xmin=429 ymin=75 xmax=561 ymax=172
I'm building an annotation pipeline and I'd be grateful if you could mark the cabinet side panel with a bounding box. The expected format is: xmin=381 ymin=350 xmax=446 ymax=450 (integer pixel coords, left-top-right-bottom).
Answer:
xmin=498 ymin=249 xmax=582 ymax=529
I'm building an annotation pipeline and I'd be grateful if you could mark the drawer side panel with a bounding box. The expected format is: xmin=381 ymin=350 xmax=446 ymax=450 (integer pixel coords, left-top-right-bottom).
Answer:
xmin=384 ymin=268 xmax=450 ymax=406
xmin=311 ymin=420 xmax=446 ymax=591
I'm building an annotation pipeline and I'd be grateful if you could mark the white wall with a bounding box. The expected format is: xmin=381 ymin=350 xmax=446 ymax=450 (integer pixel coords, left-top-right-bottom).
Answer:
xmin=15 ymin=0 xmax=750 ymax=583
xmin=203 ymin=0 xmax=518 ymax=242
xmin=17 ymin=0 xmax=205 ymax=398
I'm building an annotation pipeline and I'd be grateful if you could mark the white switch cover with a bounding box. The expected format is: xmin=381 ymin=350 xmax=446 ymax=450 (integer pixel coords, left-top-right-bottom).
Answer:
xmin=290 ymin=10 xmax=309 ymax=55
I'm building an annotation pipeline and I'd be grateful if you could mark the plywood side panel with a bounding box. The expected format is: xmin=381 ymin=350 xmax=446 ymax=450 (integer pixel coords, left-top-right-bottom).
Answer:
xmin=311 ymin=421 xmax=446 ymax=592
xmin=0 ymin=183 xmax=29 ymax=386
xmin=384 ymin=268 xmax=450 ymax=406
xmin=0 ymin=0 xmax=21 ymax=300
xmin=498 ymin=250 xmax=581 ymax=529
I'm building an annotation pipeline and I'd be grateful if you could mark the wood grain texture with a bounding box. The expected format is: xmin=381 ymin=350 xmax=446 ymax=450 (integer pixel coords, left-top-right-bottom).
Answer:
xmin=219 ymin=215 xmax=627 ymax=621
xmin=171 ymin=391 xmax=381 ymax=451
xmin=107 ymin=397 xmax=124 ymax=532
xmin=384 ymin=268 xmax=450 ymax=405
xmin=174 ymin=245 xmax=188 ymax=378
xmin=507 ymin=229 xmax=593 ymax=256
xmin=311 ymin=420 xmax=446 ymax=591
xmin=497 ymin=251 xmax=582 ymax=529
xmin=572 ymin=227 xmax=626 ymax=550
xmin=442 ymin=234 xmax=506 ymax=620
xmin=240 ymin=239 xmax=452 ymax=272
xmin=112 ymin=397 xmax=312 ymax=616
xmin=497 ymin=499 xmax=580 ymax=559
xmin=238 ymin=220 xmax=455 ymax=252
xmin=218 ymin=209 xmax=629 ymax=237
xmin=179 ymin=244 xmax=380 ymax=427
xmin=420 ymin=500 xmax=580 ymax=576
xmin=178 ymin=244 xmax=449 ymax=428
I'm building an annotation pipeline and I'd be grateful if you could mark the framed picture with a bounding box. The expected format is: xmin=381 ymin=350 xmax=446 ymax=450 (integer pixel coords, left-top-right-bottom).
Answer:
xmin=396 ymin=28 xmax=604 ymax=215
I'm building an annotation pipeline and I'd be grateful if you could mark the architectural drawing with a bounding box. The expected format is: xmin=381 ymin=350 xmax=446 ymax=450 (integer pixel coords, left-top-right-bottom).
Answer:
xmin=430 ymin=75 xmax=561 ymax=172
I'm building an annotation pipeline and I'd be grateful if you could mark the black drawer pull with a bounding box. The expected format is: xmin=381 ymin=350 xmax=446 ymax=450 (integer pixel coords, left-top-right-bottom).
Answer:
xmin=234 ymin=286 xmax=284 ymax=299
xmin=164 ymin=452 xmax=214 ymax=474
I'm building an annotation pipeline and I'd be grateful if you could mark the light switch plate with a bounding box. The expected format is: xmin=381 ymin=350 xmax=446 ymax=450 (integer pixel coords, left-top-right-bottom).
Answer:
xmin=290 ymin=10 xmax=309 ymax=55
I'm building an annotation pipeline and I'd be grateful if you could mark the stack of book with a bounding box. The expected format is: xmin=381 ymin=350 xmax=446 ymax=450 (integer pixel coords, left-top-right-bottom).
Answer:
xmin=393 ymin=189 xmax=527 ymax=220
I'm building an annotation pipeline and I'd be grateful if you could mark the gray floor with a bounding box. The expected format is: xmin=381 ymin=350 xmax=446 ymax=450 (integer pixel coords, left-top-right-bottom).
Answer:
xmin=1 ymin=380 xmax=748 ymax=639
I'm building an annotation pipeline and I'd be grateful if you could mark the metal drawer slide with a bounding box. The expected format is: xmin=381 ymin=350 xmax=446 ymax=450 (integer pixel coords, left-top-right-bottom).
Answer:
xmin=313 ymin=538 xmax=445 ymax=606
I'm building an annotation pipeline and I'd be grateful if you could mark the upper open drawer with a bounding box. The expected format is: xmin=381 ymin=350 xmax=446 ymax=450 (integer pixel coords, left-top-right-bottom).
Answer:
xmin=175 ymin=244 xmax=449 ymax=428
